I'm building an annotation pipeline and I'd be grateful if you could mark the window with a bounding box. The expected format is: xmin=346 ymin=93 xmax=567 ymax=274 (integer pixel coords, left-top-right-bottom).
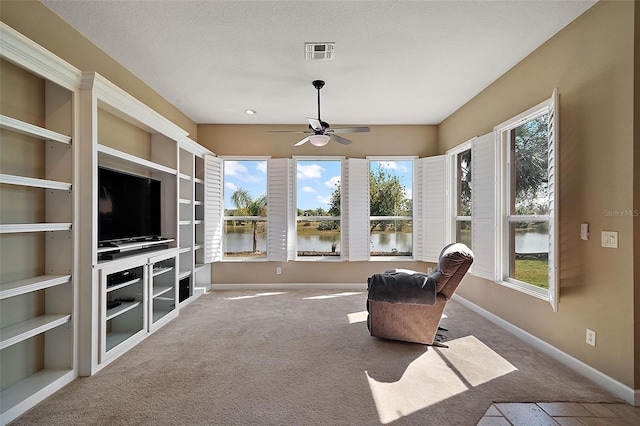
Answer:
xmin=454 ymin=148 xmax=472 ymax=247
xmin=295 ymin=159 xmax=341 ymax=258
xmin=369 ymin=159 xmax=413 ymax=257
xmin=496 ymin=89 xmax=558 ymax=309
xmin=506 ymin=114 xmax=550 ymax=287
xmin=223 ymin=159 xmax=268 ymax=258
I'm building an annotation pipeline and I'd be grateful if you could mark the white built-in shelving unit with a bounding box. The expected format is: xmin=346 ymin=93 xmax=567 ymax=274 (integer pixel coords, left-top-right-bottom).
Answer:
xmin=77 ymin=72 xmax=214 ymax=377
xmin=177 ymin=141 xmax=212 ymax=306
xmin=0 ymin=23 xmax=216 ymax=424
xmin=0 ymin=22 xmax=81 ymax=424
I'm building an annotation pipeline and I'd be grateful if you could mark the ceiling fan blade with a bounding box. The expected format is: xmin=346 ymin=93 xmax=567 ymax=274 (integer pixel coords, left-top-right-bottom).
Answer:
xmin=307 ymin=117 xmax=322 ymax=131
xmin=330 ymin=134 xmax=352 ymax=145
xmin=294 ymin=136 xmax=311 ymax=146
xmin=330 ymin=126 xmax=370 ymax=134
xmin=267 ymin=130 xmax=313 ymax=134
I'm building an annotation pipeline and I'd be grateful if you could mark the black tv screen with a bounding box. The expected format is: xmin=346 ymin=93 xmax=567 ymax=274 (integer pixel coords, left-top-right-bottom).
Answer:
xmin=98 ymin=167 xmax=161 ymax=243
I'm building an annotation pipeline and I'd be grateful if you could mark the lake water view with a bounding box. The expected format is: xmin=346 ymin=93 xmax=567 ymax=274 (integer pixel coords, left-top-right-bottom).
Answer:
xmin=224 ymin=229 xmax=549 ymax=255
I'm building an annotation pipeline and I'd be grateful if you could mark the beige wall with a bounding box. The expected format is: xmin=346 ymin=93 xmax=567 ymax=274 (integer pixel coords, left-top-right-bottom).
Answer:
xmin=439 ymin=0 xmax=636 ymax=389
xmin=198 ymin=124 xmax=438 ymax=158
xmin=633 ymin=0 xmax=640 ymax=390
xmin=0 ymin=0 xmax=197 ymax=139
xmin=198 ymin=123 xmax=438 ymax=284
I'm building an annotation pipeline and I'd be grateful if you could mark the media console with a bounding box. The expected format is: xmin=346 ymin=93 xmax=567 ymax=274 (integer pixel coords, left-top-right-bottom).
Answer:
xmin=97 ymin=238 xmax=174 ymax=261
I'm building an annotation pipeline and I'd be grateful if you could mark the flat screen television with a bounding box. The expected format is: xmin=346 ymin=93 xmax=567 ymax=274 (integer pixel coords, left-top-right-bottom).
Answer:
xmin=98 ymin=167 xmax=161 ymax=244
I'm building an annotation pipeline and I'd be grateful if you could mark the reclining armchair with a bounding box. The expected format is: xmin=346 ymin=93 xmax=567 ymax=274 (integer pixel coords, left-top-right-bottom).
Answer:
xmin=366 ymin=243 xmax=474 ymax=346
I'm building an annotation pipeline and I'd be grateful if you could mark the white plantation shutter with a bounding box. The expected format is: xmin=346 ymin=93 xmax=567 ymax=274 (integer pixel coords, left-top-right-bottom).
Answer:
xmin=267 ymin=158 xmax=293 ymax=261
xmin=204 ymin=154 xmax=223 ymax=263
xmin=344 ymin=158 xmax=370 ymax=261
xmin=413 ymin=159 xmax=425 ymax=260
xmin=471 ymin=132 xmax=496 ymax=280
xmin=419 ymin=155 xmax=447 ymax=262
xmin=548 ymin=88 xmax=559 ymax=312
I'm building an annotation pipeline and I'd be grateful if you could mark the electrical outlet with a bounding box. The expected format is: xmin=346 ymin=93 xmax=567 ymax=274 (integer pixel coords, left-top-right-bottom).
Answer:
xmin=276 ymin=267 xmax=282 ymax=275
xmin=586 ymin=329 xmax=596 ymax=347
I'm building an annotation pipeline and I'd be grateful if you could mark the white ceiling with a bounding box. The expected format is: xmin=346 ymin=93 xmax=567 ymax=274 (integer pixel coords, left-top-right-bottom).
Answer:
xmin=42 ymin=0 xmax=597 ymax=126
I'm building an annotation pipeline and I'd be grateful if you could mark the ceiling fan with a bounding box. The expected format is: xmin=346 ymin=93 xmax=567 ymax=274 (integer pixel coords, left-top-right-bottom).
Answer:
xmin=271 ymin=80 xmax=370 ymax=146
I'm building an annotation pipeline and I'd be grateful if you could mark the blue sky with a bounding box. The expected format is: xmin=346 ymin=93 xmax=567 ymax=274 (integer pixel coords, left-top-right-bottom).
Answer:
xmin=223 ymin=159 xmax=412 ymax=212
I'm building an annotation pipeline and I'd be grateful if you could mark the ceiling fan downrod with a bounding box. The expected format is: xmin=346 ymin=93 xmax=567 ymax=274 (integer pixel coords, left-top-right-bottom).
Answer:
xmin=313 ymin=80 xmax=325 ymax=121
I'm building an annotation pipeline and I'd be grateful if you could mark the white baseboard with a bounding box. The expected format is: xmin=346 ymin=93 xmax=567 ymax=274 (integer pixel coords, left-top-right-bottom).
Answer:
xmin=453 ymin=294 xmax=637 ymax=406
xmin=210 ymin=283 xmax=368 ymax=291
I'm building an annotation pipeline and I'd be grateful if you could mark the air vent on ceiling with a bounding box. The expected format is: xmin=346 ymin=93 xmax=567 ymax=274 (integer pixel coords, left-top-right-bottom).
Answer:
xmin=305 ymin=42 xmax=334 ymax=60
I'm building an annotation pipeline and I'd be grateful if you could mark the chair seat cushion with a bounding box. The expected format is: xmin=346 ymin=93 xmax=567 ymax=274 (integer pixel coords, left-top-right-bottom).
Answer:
xmin=367 ymin=271 xmax=437 ymax=305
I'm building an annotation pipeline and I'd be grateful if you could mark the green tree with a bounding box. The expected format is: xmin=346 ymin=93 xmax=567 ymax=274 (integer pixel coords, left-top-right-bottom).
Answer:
xmin=230 ymin=188 xmax=267 ymax=253
xmin=459 ymin=149 xmax=472 ymax=216
xmin=327 ymin=165 xmax=410 ymax=232
xmin=514 ymin=114 xmax=549 ymax=211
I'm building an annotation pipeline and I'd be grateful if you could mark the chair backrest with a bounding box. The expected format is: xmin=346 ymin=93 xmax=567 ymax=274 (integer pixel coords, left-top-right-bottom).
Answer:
xmin=428 ymin=243 xmax=474 ymax=300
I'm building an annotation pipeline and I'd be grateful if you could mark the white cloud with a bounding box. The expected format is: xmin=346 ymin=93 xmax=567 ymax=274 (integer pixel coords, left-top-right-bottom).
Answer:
xmin=225 ymin=182 xmax=238 ymax=191
xmin=376 ymin=160 xmax=408 ymax=173
xmin=297 ymin=163 xmax=324 ymax=179
xmin=302 ymin=186 xmax=316 ymax=193
xmin=316 ymin=195 xmax=331 ymax=205
xmin=256 ymin=161 xmax=267 ymax=174
xmin=224 ymin=160 xmax=248 ymax=176
xmin=325 ymin=175 xmax=341 ymax=189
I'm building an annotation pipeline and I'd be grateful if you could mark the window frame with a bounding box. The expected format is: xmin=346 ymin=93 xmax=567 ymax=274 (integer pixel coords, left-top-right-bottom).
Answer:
xmin=221 ymin=156 xmax=270 ymax=261
xmin=447 ymin=140 xmax=473 ymax=247
xmin=367 ymin=156 xmax=416 ymax=261
xmin=494 ymin=91 xmax=558 ymax=309
xmin=293 ymin=156 xmax=344 ymax=261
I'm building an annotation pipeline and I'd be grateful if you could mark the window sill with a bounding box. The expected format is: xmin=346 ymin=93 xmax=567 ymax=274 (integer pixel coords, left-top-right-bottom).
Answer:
xmin=497 ymin=279 xmax=549 ymax=301
xmin=369 ymin=256 xmax=415 ymax=262
xmin=221 ymin=257 xmax=268 ymax=263
xmin=295 ymin=257 xmax=343 ymax=262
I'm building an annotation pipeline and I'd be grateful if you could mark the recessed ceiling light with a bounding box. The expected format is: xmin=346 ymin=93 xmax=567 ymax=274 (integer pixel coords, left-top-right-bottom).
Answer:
xmin=244 ymin=109 xmax=256 ymax=115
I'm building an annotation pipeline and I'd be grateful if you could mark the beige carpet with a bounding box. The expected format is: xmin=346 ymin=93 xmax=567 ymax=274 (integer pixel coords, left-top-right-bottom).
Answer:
xmin=13 ymin=289 xmax=621 ymax=425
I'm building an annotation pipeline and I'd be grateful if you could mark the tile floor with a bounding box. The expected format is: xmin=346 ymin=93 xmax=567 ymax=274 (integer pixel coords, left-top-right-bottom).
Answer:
xmin=477 ymin=402 xmax=640 ymax=425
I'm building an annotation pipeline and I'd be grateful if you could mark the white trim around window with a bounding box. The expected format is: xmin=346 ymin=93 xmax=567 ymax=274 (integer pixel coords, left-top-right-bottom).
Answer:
xmin=494 ymin=89 xmax=559 ymax=311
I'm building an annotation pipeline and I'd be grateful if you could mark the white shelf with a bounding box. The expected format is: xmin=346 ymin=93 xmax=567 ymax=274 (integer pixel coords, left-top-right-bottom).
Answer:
xmin=152 ymin=286 xmax=173 ymax=299
xmin=179 ymin=247 xmax=191 ymax=254
xmin=179 ymin=198 xmax=191 ymax=204
xmin=0 ymin=223 xmax=72 ymax=234
xmin=0 ymin=275 xmax=71 ymax=300
xmin=96 ymin=238 xmax=174 ymax=254
xmin=179 ymin=220 xmax=191 ymax=226
xmin=0 ymin=174 xmax=72 ymax=191
xmin=0 ymin=114 xmax=71 ymax=145
xmin=152 ymin=266 xmax=174 ymax=277
xmin=105 ymin=278 xmax=141 ymax=293
xmin=0 ymin=368 xmax=73 ymax=422
xmin=178 ymin=271 xmax=191 ymax=280
xmin=179 ymin=172 xmax=191 ymax=181
xmin=105 ymin=301 xmax=141 ymax=321
xmin=0 ymin=314 xmax=71 ymax=350
xmin=152 ymin=310 xmax=172 ymax=323
xmin=98 ymin=144 xmax=176 ymax=176
xmin=105 ymin=331 xmax=139 ymax=352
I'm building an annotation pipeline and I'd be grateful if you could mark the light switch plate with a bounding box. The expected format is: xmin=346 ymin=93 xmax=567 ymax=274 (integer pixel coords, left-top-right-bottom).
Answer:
xmin=601 ymin=231 xmax=618 ymax=248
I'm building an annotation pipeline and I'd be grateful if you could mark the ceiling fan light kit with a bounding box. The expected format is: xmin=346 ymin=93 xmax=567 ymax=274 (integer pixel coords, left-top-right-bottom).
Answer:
xmin=270 ymin=80 xmax=370 ymax=147
xmin=309 ymin=134 xmax=330 ymax=146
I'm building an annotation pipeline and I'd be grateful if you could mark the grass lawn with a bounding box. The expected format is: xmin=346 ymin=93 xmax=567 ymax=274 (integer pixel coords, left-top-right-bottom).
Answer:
xmin=514 ymin=259 xmax=548 ymax=288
